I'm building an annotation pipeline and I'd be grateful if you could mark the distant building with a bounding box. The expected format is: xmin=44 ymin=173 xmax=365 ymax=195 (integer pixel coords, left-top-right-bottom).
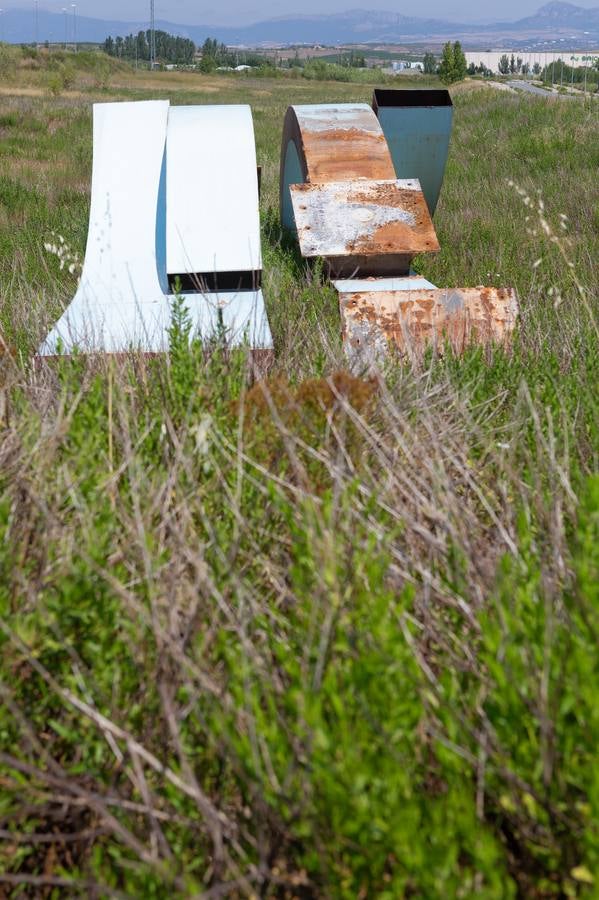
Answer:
xmin=465 ymin=49 xmax=599 ymax=74
xmin=391 ymin=60 xmax=424 ymax=72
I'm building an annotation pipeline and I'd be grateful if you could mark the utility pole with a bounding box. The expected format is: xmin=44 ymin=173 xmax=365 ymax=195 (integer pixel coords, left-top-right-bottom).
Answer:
xmin=71 ymin=4 xmax=76 ymax=52
xmin=62 ymin=7 xmax=67 ymax=50
xmin=150 ymin=0 xmax=156 ymax=69
xmin=35 ymin=0 xmax=39 ymax=48
xmin=0 ymin=9 xmax=3 ymax=44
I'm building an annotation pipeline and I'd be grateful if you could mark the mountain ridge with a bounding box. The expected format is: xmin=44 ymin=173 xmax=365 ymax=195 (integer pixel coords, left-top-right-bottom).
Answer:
xmin=1 ymin=2 xmax=598 ymax=47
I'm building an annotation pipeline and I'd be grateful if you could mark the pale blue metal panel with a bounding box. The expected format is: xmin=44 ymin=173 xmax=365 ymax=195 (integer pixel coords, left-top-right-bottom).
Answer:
xmin=372 ymin=89 xmax=453 ymax=217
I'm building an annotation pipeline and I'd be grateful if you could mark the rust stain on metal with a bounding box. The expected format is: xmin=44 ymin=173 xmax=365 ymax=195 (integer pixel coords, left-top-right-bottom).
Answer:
xmin=290 ymin=179 xmax=439 ymax=262
xmin=301 ymin=126 xmax=396 ymax=183
xmin=340 ymin=287 xmax=519 ymax=363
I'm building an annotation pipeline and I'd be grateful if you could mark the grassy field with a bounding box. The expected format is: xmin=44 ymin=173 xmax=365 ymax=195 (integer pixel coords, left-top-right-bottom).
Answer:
xmin=0 ymin=48 xmax=598 ymax=897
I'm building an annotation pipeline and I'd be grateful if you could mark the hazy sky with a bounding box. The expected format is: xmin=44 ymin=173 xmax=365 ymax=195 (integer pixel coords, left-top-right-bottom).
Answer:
xmin=14 ymin=0 xmax=599 ymax=25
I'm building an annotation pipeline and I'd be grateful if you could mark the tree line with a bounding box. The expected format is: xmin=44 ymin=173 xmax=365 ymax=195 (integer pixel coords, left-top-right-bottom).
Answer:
xmin=102 ymin=31 xmax=196 ymax=64
xmin=198 ymin=38 xmax=268 ymax=72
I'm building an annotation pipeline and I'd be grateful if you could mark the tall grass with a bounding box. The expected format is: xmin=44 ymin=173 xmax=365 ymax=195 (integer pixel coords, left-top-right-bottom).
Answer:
xmin=0 ymin=66 xmax=597 ymax=896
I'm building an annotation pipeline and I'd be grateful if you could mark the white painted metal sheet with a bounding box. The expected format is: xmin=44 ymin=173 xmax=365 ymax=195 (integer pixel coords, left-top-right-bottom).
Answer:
xmin=38 ymin=100 xmax=169 ymax=355
xmin=166 ymin=105 xmax=261 ymax=276
xmin=40 ymin=290 xmax=273 ymax=354
xmin=334 ymin=276 xmax=437 ymax=293
xmin=39 ymin=100 xmax=272 ymax=356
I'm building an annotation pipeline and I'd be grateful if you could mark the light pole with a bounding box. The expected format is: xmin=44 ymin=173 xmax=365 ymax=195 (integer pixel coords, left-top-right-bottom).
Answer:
xmin=71 ymin=3 xmax=76 ymax=52
xmin=150 ymin=0 xmax=156 ymax=69
xmin=35 ymin=0 xmax=39 ymax=48
xmin=62 ymin=7 xmax=67 ymax=51
xmin=0 ymin=9 xmax=3 ymax=44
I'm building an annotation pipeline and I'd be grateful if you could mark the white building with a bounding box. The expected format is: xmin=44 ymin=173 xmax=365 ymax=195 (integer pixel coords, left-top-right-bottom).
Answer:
xmin=391 ymin=60 xmax=424 ymax=72
xmin=465 ymin=49 xmax=599 ymax=74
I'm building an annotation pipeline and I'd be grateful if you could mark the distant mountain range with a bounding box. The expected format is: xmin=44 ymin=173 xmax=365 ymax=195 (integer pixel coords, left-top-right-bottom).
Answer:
xmin=1 ymin=2 xmax=598 ymax=47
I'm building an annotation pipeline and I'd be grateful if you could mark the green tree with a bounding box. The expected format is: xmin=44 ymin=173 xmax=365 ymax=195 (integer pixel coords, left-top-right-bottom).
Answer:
xmin=423 ymin=51 xmax=437 ymax=74
xmin=102 ymin=29 xmax=195 ymax=65
xmin=200 ymin=37 xmax=234 ymax=69
xmin=438 ymin=42 xmax=455 ymax=84
xmin=453 ymin=42 xmax=467 ymax=80
xmin=439 ymin=41 xmax=466 ymax=84
xmin=498 ymin=53 xmax=510 ymax=75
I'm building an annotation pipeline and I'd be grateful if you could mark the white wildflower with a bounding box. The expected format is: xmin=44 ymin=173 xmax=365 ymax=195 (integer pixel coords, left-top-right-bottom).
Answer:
xmin=193 ymin=416 xmax=213 ymax=456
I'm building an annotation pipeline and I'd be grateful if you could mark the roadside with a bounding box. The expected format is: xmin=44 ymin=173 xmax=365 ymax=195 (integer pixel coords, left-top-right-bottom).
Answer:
xmin=487 ymin=78 xmax=598 ymax=99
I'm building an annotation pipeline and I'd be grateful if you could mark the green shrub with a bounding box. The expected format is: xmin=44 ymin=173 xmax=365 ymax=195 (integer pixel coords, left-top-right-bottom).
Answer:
xmin=0 ymin=45 xmax=16 ymax=78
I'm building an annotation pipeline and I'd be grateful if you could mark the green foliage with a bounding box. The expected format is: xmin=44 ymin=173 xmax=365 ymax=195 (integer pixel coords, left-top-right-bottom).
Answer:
xmin=0 ymin=44 xmax=17 ymax=78
xmin=473 ymin=476 xmax=599 ymax=894
xmin=93 ymin=57 xmax=112 ymax=88
xmin=439 ymin=41 xmax=468 ymax=85
xmin=46 ymin=70 xmax=64 ymax=96
xmin=423 ymin=51 xmax=437 ymax=74
xmin=539 ymin=59 xmax=599 ymax=88
xmin=103 ymin=29 xmax=196 ymax=65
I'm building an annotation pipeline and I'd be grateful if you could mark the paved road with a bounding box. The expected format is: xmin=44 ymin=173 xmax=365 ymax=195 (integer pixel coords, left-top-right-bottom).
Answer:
xmin=511 ymin=80 xmax=557 ymax=96
xmin=510 ymin=80 xmax=597 ymax=99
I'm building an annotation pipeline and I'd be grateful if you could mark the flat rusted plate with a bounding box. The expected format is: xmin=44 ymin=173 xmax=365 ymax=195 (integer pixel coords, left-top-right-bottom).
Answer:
xmin=290 ymin=179 xmax=440 ymax=260
xmin=340 ymin=286 xmax=519 ymax=364
xmin=294 ymin=104 xmax=396 ymax=183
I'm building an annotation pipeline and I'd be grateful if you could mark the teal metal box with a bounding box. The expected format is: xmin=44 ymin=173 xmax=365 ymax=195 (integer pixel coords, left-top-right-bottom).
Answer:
xmin=372 ymin=89 xmax=453 ymax=217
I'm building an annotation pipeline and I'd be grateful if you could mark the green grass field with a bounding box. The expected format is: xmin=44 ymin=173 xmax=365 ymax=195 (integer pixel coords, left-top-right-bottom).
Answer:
xmin=0 ymin=48 xmax=598 ymax=897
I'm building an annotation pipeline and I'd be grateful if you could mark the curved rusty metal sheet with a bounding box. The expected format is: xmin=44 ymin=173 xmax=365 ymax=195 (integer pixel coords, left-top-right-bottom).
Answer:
xmin=280 ymin=103 xmax=396 ymax=233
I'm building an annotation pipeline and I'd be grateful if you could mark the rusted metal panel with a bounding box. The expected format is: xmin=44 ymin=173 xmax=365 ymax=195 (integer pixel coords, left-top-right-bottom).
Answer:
xmin=340 ymin=286 xmax=519 ymax=364
xmin=295 ymin=104 xmax=396 ymax=184
xmin=290 ymin=178 xmax=440 ymax=264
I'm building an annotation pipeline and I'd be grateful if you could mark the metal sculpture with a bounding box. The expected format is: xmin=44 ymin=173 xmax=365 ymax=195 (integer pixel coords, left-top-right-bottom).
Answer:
xmin=39 ymin=100 xmax=272 ymax=356
xmin=280 ymin=91 xmax=518 ymax=365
